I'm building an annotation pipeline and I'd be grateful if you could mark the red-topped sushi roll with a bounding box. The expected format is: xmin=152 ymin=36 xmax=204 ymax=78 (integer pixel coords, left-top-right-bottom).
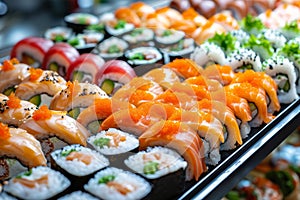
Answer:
xmin=66 ymin=53 xmax=105 ymax=84
xmin=10 ymin=37 xmax=54 ymax=68
xmin=42 ymin=43 xmax=79 ymax=79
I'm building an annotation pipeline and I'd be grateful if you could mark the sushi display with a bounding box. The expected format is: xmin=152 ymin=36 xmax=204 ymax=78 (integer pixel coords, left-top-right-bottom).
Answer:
xmin=0 ymin=1 xmax=300 ymax=199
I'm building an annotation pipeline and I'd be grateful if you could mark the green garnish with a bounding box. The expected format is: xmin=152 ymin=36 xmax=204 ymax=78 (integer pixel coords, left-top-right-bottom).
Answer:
xmin=29 ymin=95 xmax=41 ymax=107
xmin=101 ymin=79 xmax=115 ymax=95
xmin=93 ymin=137 xmax=110 ymax=148
xmin=243 ymin=35 xmax=274 ymax=60
xmin=3 ymin=86 xmax=15 ymax=96
xmin=61 ymin=148 xmax=77 ymax=157
xmin=282 ymin=20 xmax=300 ymax=33
xmin=240 ymin=14 xmax=265 ymax=34
xmin=208 ymin=33 xmax=237 ymax=54
xmin=266 ymin=170 xmax=295 ymax=197
xmin=238 ymin=64 xmax=253 ymax=71
xmin=68 ymin=37 xmax=80 ymax=46
xmin=130 ymin=28 xmax=143 ymax=36
xmin=248 ymin=102 xmax=257 ymax=112
xmin=49 ymin=63 xmax=59 ymax=72
xmin=87 ymin=120 xmax=102 ymax=134
xmin=72 ymin=71 xmax=84 ymax=82
xmin=16 ymin=169 xmax=32 ymax=178
xmin=98 ymin=175 xmax=115 ymax=184
xmin=76 ymin=16 xmax=89 ymax=25
xmin=225 ymin=190 xmax=240 ymax=200
xmin=67 ymin=107 xmax=81 ymax=119
xmin=107 ymin=45 xmax=121 ymax=54
xmin=87 ymin=24 xmax=105 ymax=33
xmin=170 ymin=39 xmax=184 ymax=52
xmin=114 ymin=20 xmax=126 ymax=29
xmin=279 ymin=42 xmax=300 ymax=57
xmin=129 ymin=52 xmax=145 ymax=60
xmin=143 ymin=161 xmax=159 ymax=175
xmin=276 ymin=74 xmax=290 ymax=92
xmin=54 ymin=35 xmax=65 ymax=42
xmin=290 ymin=165 xmax=300 ymax=175
xmin=162 ymin=30 xmax=172 ymax=37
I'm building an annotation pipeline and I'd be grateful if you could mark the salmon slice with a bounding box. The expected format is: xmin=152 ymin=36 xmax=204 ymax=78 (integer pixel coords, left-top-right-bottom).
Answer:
xmin=13 ymin=175 xmax=49 ymax=188
xmin=66 ymin=151 xmax=92 ymax=165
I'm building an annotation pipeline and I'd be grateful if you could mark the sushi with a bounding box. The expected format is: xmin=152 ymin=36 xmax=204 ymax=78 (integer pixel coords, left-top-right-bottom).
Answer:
xmin=67 ymin=31 xmax=104 ymax=53
xmin=84 ymin=167 xmax=151 ymax=200
xmin=64 ymin=12 xmax=99 ymax=33
xmin=124 ymin=46 xmax=163 ymax=67
xmin=58 ymin=191 xmax=98 ymax=200
xmin=66 ymin=53 xmax=105 ymax=83
xmin=243 ymin=35 xmax=274 ymax=61
xmin=122 ymin=28 xmax=155 ymax=47
xmin=154 ymin=29 xmax=185 ymax=46
xmin=160 ymin=38 xmax=195 ymax=61
xmin=0 ymin=59 xmax=30 ymax=95
xmin=207 ymin=32 xmax=240 ymax=55
xmin=4 ymin=166 xmax=70 ymax=200
xmin=20 ymin=105 xmax=91 ymax=146
xmin=15 ymin=68 xmax=67 ymax=107
xmin=42 ymin=43 xmax=80 ymax=78
xmin=239 ymin=14 xmax=265 ymax=36
xmin=105 ymin=18 xmax=135 ymax=37
xmin=10 ymin=37 xmax=54 ymax=68
xmin=257 ymin=29 xmax=287 ymax=49
xmin=114 ymin=7 xmax=141 ymax=27
xmin=44 ymin=26 xmax=73 ymax=42
xmin=96 ymin=37 xmax=129 ymax=61
xmin=0 ymin=122 xmax=47 ymax=168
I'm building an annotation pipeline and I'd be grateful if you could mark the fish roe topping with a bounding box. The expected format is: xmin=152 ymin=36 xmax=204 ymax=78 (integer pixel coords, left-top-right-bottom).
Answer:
xmin=94 ymin=98 xmax=112 ymax=116
xmin=7 ymin=93 xmax=21 ymax=109
xmin=29 ymin=68 xmax=43 ymax=81
xmin=129 ymin=90 xmax=155 ymax=106
xmin=159 ymin=120 xmax=180 ymax=138
xmin=1 ymin=59 xmax=16 ymax=71
xmin=32 ymin=105 xmax=52 ymax=120
xmin=0 ymin=122 xmax=10 ymax=140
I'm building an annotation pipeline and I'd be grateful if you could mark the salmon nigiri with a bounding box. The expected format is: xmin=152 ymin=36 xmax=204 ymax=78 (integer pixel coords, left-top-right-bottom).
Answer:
xmin=0 ymin=122 xmax=47 ymax=168
xmin=139 ymin=120 xmax=207 ymax=181
xmin=20 ymin=105 xmax=90 ymax=146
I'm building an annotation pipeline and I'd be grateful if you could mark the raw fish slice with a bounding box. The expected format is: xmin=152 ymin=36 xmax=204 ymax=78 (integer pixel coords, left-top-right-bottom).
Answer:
xmin=209 ymin=12 xmax=240 ymax=31
xmin=184 ymin=75 xmax=224 ymax=91
xmin=155 ymin=7 xmax=183 ymax=26
xmin=0 ymin=93 xmax=37 ymax=127
xmin=202 ymin=64 xmax=235 ymax=85
xmin=195 ymin=99 xmax=242 ymax=150
xmin=142 ymin=68 xmax=181 ymax=90
xmin=232 ymin=70 xmax=280 ymax=113
xmin=123 ymin=77 xmax=164 ymax=95
xmin=50 ymin=81 xmax=108 ymax=111
xmin=20 ymin=105 xmax=90 ymax=146
xmin=182 ymin=7 xmax=207 ymax=27
xmin=139 ymin=120 xmax=207 ymax=181
xmin=226 ymin=82 xmax=274 ymax=127
xmin=143 ymin=12 xmax=171 ymax=29
xmin=0 ymin=122 xmax=47 ymax=168
xmin=168 ymin=82 xmax=211 ymax=101
xmin=114 ymin=7 xmax=141 ymax=27
xmin=130 ymin=1 xmax=155 ymax=20
xmin=0 ymin=59 xmax=30 ymax=94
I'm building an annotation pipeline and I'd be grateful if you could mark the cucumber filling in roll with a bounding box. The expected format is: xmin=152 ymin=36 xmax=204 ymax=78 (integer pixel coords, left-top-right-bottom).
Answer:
xmin=49 ymin=62 xmax=66 ymax=77
xmin=87 ymin=120 xmax=103 ymax=135
xmin=67 ymin=107 xmax=81 ymax=119
xmin=100 ymin=79 xmax=122 ymax=96
xmin=3 ymin=86 xmax=16 ymax=96
xmin=21 ymin=53 xmax=39 ymax=68
xmin=71 ymin=71 xmax=93 ymax=83
xmin=249 ymin=102 xmax=258 ymax=119
xmin=29 ymin=93 xmax=52 ymax=107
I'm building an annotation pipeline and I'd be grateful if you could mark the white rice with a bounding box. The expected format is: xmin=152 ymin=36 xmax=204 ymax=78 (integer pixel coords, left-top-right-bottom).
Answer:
xmin=98 ymin=37 xmax=129 ymax=59
xmin=124 ymin=146 xmax=187 ymax=179
xmin=87 ymin=128 xmax=139 ymax=155
xmin=190 ymin=42 xmax=227 ymax=67
xmin=51 ymin=144 xmax=109 ymax=176
xmin=84 ymin=167 xmax=151 ymax=200
xmin=72 ymin=32 xmax=104 ymax=49
xmin=258 ymin=29 xmax=287 ymax=49
xmin=58 ymin=191 xmax=98 ymax=200
xmin=122 ymin=28 xmax=154 ymax=44
xmin=4 ymin=166 xmax=70 ymax=200
xmin=64 ymin=13 xmax=99 ymax=25
xmin=0 ymin=192 xmax=18 ymax=200
xmin=44 ymin=26 xmax=73 ymax=41
xmin=161 ymin=38 xmax=195 ymax=57
xmin=106 ymin=22 xmax=135 ymax=36
xmin=230 ymin=29 xmax=250 ymax=45
xmin=125 ymin=47 xmax=162 ymax=66
xmin=155 ymin=29 xmax=185 ymax=45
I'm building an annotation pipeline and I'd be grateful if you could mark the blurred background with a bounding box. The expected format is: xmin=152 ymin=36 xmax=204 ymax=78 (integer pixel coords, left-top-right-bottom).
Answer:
xmin=0 ymin=0 xmax=169 ymax=49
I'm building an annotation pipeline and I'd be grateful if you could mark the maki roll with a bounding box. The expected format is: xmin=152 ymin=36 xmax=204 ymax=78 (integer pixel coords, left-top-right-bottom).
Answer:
xmin=44 ymin=26 xmax=73 ymax=43
xmin=229 ymin=29 xmax=250 ymax=46
xmin=154 ymin=29 xmax=185 ymax=47
xmin=105 ymin=18 xmax=135 ymax=37
xmin=124 ymin=46 xmax=163 ymax=68
xmin=122 ymin=28 xmax=155 ymax=48
xmin=207 ymin=32 xmax=240 ymax=55
xmin=10 ymin=37 xmax=54 ymax=68
xmin=280 ymin=20 xmax=300 ymax=40
xmin=66 ymin=53 xmax=105 ymax=84
xmin=87 ymin=128 xmax=139 ymax=168
xmin=84 ymin=167 xmax=151 ymax=200
xmin=225 ymin=48 xmax=262 ymax=72
xmin=190 ymin=42 xmax=227 ymax=68
xmin=262 ymin=56 xmax=299 ymax=104
xmin=50 ymin=144 xmax=109 ymax=190
xmin=4 ymin=166 xmax=70 ymax=200
xmin=97 ymin=60 xmax=137 ymax=96
xmin=58 ymin=191 xmax=98 ymax=200
xmin=96 ymin=37 xmax=129 ymax=61
xmin=160 ymin=38 xmax=195 ymax=61
xmin=240 ymin=14 xmax=265 ymax=36
xmin=257 ymin=29 xmax=287 ymax=49
xmin=124 ymin=146 xmax=187 ymax=199
xmin=64 ymin=13 xmax=99 ymax=33
xmin=42 ymin=43 xmax=80 ymax=78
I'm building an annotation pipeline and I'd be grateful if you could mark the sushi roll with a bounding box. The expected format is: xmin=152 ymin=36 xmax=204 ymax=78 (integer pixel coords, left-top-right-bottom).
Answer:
xmin=243 ymin=35 xmax=274 ymax=61
xmin=229 ymin=29 xmax=250 ymax=46
xmin=160 ymin=38 xmax=195 ymax=61
xmin=67 ymin=31 xmax=104 ymax=54
xmin=4 ymin=166 xmax=70 ymax=200
xmin=66 ymin=53 xmax=105 ymax=84
xmin=44 ymin=26 xmax=73 ymax=43
xmin=96 ymin=37 xmax=129 ymax=61
xmin=124 ymin=46 xmax=163 ymax=67
xmin=209 ymin=12 xmax=240 ymax=31
xmin=154 ymin=29 xmax=185 ymax=47
xmin=50 ymin=81 xmax=108 ymax=119
xmin=240 ymin=14 xmax=265 ymax=36
xmin=64 ymin=13 xmax=99 ymax=33
xmin=280 ymin=20 xmax=300 ymax=40
xmin=10 ymin=37 xmax=54 ymax=68
xmin=257 ymin=29 xmax=287 ymax=49
xmin=124 ymin=146 xmax=187 ymax=199
xmin=105 ymin=18 xmax=135 ymax=37
xmin=122 ymin=28 xmax=155 ymax=48
xmin=87 ymin=128 xmax=139 ymax=168
xmin=0 ymin=122 xmax=47 ymax=168
xmin=190 ymin=42 xmax=227 ymax=68
xmin=58 ymin=191 xmax=98 ymax=200
xmin=84 ymin=167 xmax=151 ymax=200
xmin=15 ymin=68 xmax=67 ymax=107
xmin=225 ymin=48 xmax=262 ymax=72
xmin=41 ymin=43 xmax=80 ymax=78
xmin=0 ymin=58 xmax=30 ymax=96
xmin=96 ymin=60 xmax=137 ymax=96
xmin=50 ymin=144 xmax=109 ymax=190
xmin=207 ymin=32 xmax=240 ymax=55
xmin=262 ymin=56 xmax=299 ymax=104
xmin=129 ymin=1 xmax=155 ymax=21
xmin=114 ymin=7 xmax=141 ymax=27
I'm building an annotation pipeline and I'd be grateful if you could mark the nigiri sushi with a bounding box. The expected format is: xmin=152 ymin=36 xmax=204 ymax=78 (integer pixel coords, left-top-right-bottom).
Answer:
xmin=20 ymin=105 xmax=90 ymax=146
xmin=0 ymin=122 xmax=47 ymax=168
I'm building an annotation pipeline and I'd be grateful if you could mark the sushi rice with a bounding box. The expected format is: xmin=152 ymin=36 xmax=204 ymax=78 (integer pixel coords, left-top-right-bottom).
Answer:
xmin=58 ymin=191 xmax=98 ymax=200
xmin=4 ymin=166 xmax=70 ymax=200
xmin=84 ymin=167 xmax=151 ymax=200
xmin=50 ymin=144 xmax=110 ymax=176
